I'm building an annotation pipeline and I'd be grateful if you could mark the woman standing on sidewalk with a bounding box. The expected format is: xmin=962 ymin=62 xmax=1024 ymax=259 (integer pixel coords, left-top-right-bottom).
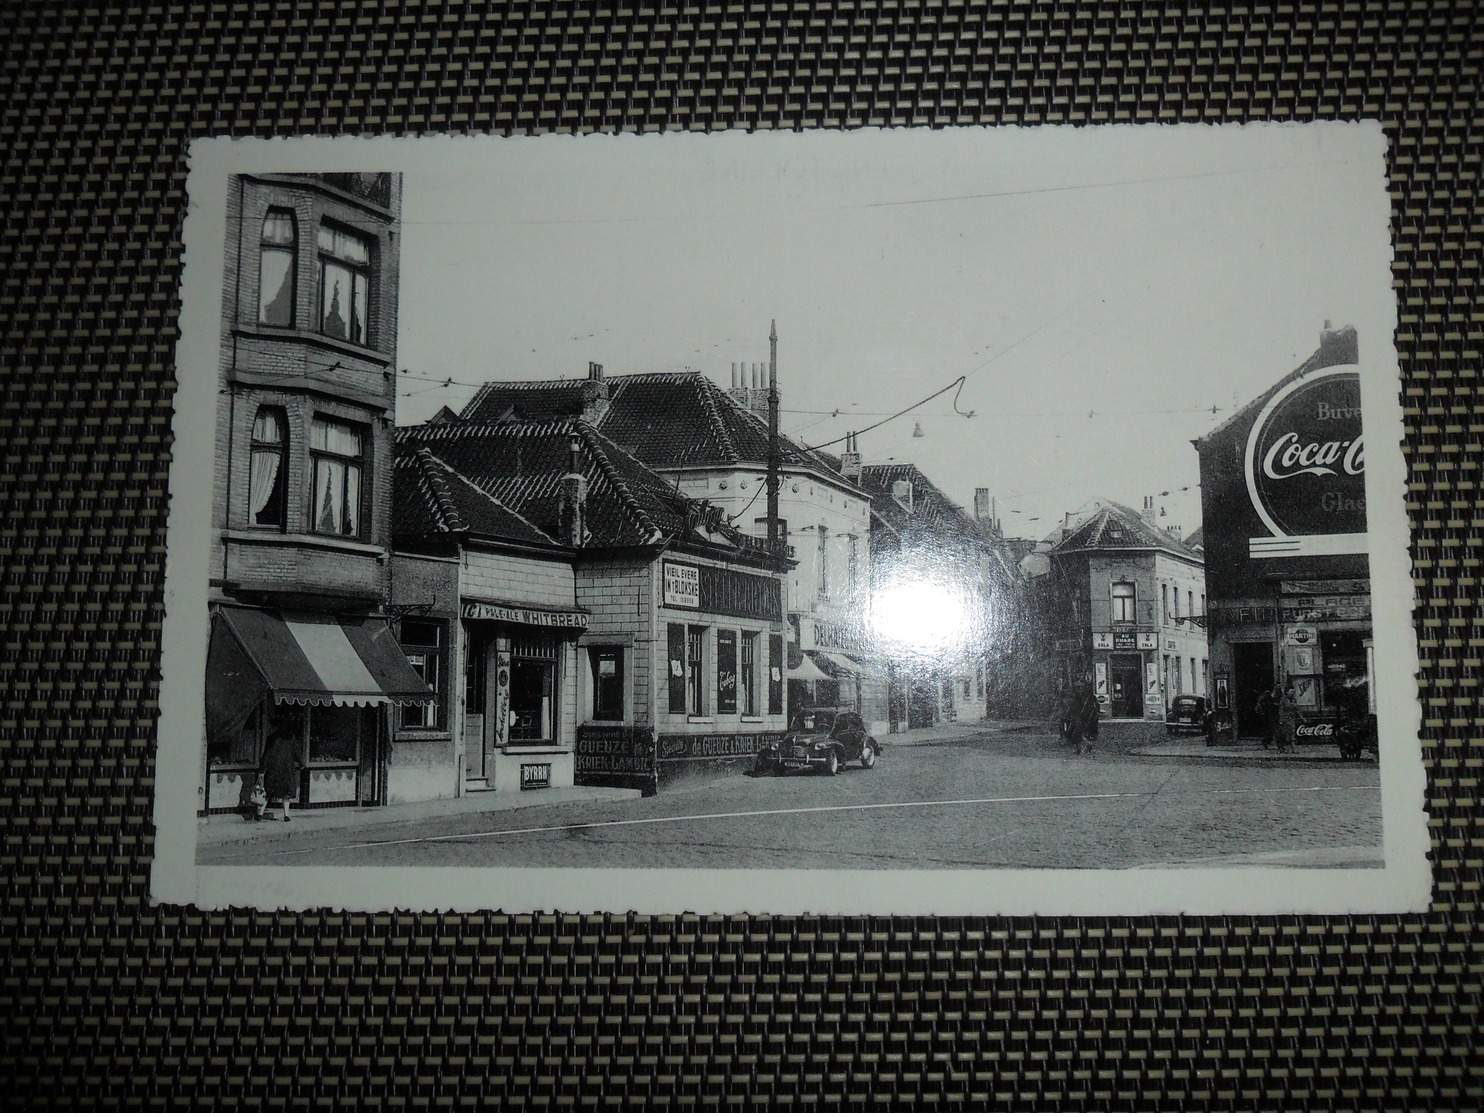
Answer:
xmin=259 ymin=711 xmax=302 ymax=821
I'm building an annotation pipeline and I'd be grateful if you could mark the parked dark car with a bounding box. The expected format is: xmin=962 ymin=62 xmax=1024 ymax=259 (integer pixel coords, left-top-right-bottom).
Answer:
xmin=1165 ymin=694 xmax=1211 ymax=737
xmin=755 ymin=707 xmax=878 ymax=776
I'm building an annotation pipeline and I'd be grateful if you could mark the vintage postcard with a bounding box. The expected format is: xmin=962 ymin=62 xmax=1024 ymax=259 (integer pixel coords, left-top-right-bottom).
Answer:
xmin=153 ymin=124 xmax=1428 ymax=914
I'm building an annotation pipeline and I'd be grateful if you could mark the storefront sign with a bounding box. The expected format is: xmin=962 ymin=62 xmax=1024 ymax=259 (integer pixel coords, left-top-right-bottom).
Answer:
xmin=1137 ymin=633 xmax=1158 ymax=650
xmin=1092 ymin=633 xmax=1113 ymax=650
xmin=1284 ymin=624 xmax=1317 ymax=646
xmin=461 ymin=600 xmax=589 ymax=629
xmin=1245 ymin=365 xmax=1367 ymax=557
xmin=1113 ymin=632 xmax=1137 ymax=650
xmin=657 ymin=731 xmax=781 ymax=763
xmin=576 ymin=724 xmax=657 ymax=789
xmin=663 ymin=561 xmax=700 ymax=608
xmin=1295 ymin=718 xmax=1337 ymax=741
xmin=1281 ymin=579 xmax=1370 ymax=596
xmin=520 ymin=762 xmax=552 ymax=790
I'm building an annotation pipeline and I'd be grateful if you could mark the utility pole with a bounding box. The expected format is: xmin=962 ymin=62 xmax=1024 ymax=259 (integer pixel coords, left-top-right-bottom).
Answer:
xmin=767 ymin=319 xmax=781 ymax=554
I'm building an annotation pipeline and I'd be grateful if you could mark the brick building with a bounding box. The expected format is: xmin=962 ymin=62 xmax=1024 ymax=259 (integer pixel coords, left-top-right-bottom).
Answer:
xmin=1043 ymin=500 xmax=1209 ymax=722
xmin=457 ymin=356 xmax=887 ymax=733
xmin=201 ymin=173 xmax=432 ymax=814
xmin=1192 ymin=324 xmax=1371 ymax=743
xmin=852 ymin=459 xmax=1022 ymax=730
xmin=393 ymin=418 xmax=792 ymax=795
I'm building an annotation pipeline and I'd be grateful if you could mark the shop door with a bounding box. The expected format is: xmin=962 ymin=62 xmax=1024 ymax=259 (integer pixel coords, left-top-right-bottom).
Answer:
xmin=463 ymin=628 xmax=489 ymax=783
xmin=1109 ymin=656 xmax=1143 ymax=718
xmin=1233 ymin=642 xmax=1275 ymax=739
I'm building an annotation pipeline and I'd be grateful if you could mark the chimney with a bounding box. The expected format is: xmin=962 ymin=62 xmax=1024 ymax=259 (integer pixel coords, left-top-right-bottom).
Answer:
xmin=974 ymin=488 xmax=991 ymax=523
xmin=581 ymin=361 xmax=609 ymax=424
xmin=559 ymin=434 xmax=588 ymax=546
xmin=839 ymin=431 xmax=862 ymax=483
xmin=891 ymin=479 xmax=914 ymax=513
xmin=728 ymin=360 xmax=751 ymax=410
xmin=1140 ymin=496 xmax=1158 ymax=526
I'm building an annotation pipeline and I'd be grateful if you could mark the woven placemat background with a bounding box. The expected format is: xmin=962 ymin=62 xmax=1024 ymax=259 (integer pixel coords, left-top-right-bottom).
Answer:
xmin=2 ymin=2 xmax=1479 ymax=1109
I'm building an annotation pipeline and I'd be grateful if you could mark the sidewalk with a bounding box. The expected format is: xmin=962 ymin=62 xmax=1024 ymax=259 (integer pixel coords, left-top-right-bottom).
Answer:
xmin=877 ymin=719 xmax=1044 ymax=747
xmin=196 ymin=783 xmax=643 ymax=849
xmin=1132 ymin=737 xmax=1375 ymax=763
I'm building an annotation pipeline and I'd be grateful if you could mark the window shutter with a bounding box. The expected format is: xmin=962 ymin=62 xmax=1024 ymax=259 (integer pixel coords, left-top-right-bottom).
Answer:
xmin=768 ymin=633 xmax=784 ymax=715
xmin=667 ymin=623 xmax=687 ymax=714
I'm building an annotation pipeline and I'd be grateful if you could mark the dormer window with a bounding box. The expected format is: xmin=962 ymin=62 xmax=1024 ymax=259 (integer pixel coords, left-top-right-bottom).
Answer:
xmin=318 ymin=223 xmax=370 ymax=345
xmin=258 ymin=209 xmax=296 ymax=326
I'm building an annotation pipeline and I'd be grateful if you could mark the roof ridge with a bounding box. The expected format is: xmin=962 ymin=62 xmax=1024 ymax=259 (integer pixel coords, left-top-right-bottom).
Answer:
xmin=574 ymin=422 xmax=665 ymax=544
xmin=695 ymin=376 xmax=740 ymax=463
xmin=409 ymin=445 xmax=467 ymax=533
xmin=436 ymin=451 xmax=560 ymax=545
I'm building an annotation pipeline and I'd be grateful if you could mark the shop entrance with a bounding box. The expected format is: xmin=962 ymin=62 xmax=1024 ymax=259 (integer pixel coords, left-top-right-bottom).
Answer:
xmin=1233 ymin=641 xmax=1276 ymax=738
xmin=463 ymin=626 xmax=490 ymax=784
xmin=1109 ymin=655 xmax=1143 ymax=718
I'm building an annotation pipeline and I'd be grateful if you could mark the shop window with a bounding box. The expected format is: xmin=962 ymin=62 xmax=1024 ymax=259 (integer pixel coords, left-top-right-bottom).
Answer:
xmin=589 ymin=647 xmax=624 ymax=721
xmin=258 ymin=208 xmax=296 ymax=326
xmin=716 ymin=630 xmax=738 ymax=715
xmin=208 ymin=703 xmax=263 ymax=766
xmin=740 ymin=631 xmax=760 ymax=716
xmin=399 ymin=619 xmax=445 ymax=730
xmin=310 ymin=416 xmax=366 ymax=538
xmin=308 ymin=705 xmax=363 ymax=764
xmin=318 ymin=223 xmax=371 ymax=345
xmin=1112 ymin=581 xmax=1136 ymax=623
xmin=509 ymin=657 xmax=555 ymax=743
xmin=248 ymin=406 xmax=288 ymax=529
xmin=768 ymin=633 xmax=784 ymax=715
xmin=686 ymin=625 xmax=708 ymax=716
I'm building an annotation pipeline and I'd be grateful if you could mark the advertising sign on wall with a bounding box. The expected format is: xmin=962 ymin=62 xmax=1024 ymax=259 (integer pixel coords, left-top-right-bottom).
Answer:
xmin=662 ymin=561 xmax=700 ymax=608
xmin=1245 ymin=365 xmax=1367 ymax=558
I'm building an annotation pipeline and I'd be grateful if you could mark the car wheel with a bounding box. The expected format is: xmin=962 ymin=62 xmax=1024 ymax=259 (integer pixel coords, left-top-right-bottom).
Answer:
xmin=860 ymin=740 xmax=876 ymax=769
xmin=825 ymin=750 xmax=840 ymax=776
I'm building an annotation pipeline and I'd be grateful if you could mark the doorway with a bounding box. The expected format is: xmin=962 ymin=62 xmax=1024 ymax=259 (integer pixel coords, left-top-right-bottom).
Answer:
xmin=1109 ymin=655 xmax=1143 ymax=718
xmin=1233 ymin=641 xmax=1276 ymax=739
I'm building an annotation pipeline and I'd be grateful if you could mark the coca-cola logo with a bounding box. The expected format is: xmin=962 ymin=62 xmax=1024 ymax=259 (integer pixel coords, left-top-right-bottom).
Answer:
xmin=1295 ymin=722 xmax=1336 ymax=739
xmin=1245 ymin=366 xmax=1366 ymax=539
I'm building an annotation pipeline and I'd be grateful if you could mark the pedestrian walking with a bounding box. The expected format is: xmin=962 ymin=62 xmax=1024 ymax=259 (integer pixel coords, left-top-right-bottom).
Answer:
xmin=259 ymin=711 xmax=302 ymax=821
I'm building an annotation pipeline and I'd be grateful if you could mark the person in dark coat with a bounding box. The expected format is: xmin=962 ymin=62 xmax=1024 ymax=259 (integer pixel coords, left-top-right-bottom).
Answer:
xmin=1254 ymin=686 xmax=1277 ymax=748
xmin=259 ymin=710 xmax=303 ymax=821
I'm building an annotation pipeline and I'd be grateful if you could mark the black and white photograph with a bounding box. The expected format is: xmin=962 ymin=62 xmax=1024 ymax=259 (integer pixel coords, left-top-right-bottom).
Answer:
xmin=154 ymin=125 xmax=1426 ymax=914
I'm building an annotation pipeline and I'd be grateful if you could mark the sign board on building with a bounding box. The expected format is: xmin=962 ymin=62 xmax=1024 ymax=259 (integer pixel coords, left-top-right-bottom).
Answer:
xmin=1245 ymin=365 xmax=1367 ymax=558
xmin=461 ymin=601 xmax=589 ymax=629
xmin=1113 ymin=632 xmax=1136 ymax=650
xmin=657 ymin=731 xmax=781 ymax=763
xmin=1284 ymin=624 xmax=1318 ymax=647
xmin=520 ymin=763 xmax=552 ymax=790
xmin=1092 ymin=633 xmax=1113 ymax=650
xmin=1137 ymin=632 xmax=1159 ymax=650
xmin=662 ymin=561 xmax=701 ymax=608
xmin=575 ymin=724 xmax=657 ymax=792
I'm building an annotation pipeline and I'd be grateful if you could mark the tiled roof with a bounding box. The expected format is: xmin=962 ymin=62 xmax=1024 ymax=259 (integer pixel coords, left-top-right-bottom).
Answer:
xmin=461 ymin=371 xmax=844 ymax=477
xmin=857 ymin=463 xmax=985 ymax=540
xmin=1052 ymin=502 xmax=1203 ymax=561
xmin=393 ymin=446 xmax=556 ymax=546
xmin=1183 ymin=526 xmax=1204 ymax=552
xmin=396 ymin=419 xmax=687 ymax=548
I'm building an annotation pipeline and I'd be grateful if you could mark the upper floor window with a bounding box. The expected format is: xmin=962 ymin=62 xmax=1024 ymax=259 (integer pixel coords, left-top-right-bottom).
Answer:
xmin=258 ymin=209 xmax=297 ymax=326
xmin=248 ymin=406 xmax=288 ymax=529
xmin=816 ymin=526 xmax=829 ymax=597
xmin=318 ymin=224 xmax=371 ymax=345
xmin=399 ymin=620 xmax=446 ymax=731
xmin=310 ymin=416 xmax=366 ymax=538
xmin=1111 ymin=581 xmax=1136 ymax=624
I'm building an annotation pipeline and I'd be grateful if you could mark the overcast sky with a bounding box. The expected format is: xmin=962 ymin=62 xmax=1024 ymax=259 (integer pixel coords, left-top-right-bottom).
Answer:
xmin=394 ymin=124 xmax=1395 ymax=541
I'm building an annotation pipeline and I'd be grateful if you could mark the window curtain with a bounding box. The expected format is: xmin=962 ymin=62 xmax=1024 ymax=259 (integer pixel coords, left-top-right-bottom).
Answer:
xmin=248 ymin=449 xmax=281 ymax=521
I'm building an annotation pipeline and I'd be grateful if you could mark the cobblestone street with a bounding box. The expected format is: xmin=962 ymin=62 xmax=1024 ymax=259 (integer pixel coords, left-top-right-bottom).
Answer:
xmin=201 ymin=720 xmax=1383 ymax=871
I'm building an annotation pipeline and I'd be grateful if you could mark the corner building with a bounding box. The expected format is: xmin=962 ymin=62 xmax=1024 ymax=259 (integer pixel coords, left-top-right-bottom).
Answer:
xmin=1193 ymin=324 xmax=1372 ymax=742
xmin=201 ymin=173 xmax=430 ymax=814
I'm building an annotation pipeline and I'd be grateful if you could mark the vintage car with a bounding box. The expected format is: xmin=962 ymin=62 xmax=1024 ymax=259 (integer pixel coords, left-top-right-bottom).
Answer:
xmin=1165 ymin=694 xmax=1211 ymax=737
xmin=755 ymin=707 xmax=878 ymax=776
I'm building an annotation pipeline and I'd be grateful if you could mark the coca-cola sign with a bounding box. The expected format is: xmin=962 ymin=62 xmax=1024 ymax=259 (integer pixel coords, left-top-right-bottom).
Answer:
xmin=1295 ymin=720 xmax=1336 ymax=740
xmin=1245 ymin=365 xmax=1366 ymax=541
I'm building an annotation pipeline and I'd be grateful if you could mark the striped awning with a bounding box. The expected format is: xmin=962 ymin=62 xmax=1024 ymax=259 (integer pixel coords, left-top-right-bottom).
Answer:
xmin=206 ymin=607 xmax=431 ymax=743
xmin=806 ymin=649 xmax=866 ymax=679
